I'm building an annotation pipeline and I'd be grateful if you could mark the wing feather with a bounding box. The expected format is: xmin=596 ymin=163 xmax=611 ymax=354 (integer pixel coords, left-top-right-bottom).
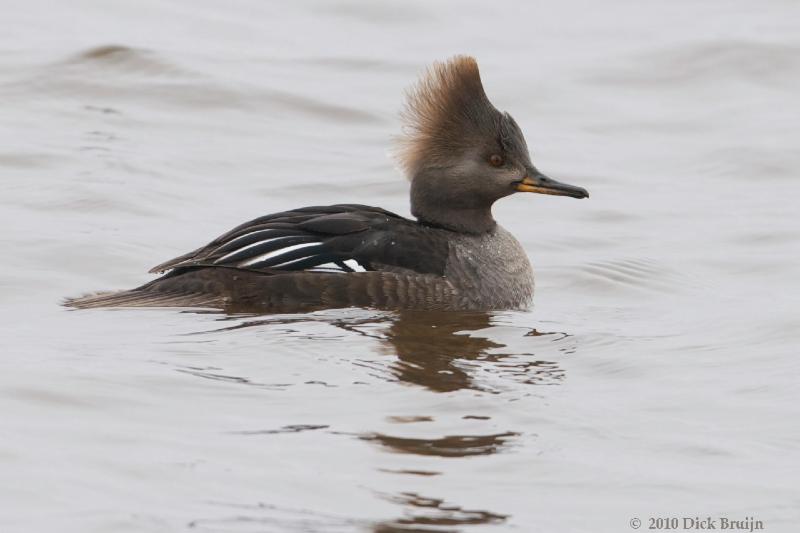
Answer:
xmin=149 ymin=204 xmax=448 ymax=277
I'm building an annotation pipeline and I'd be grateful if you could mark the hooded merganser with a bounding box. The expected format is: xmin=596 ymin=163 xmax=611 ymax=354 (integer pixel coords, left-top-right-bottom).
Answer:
xmin=65 ymin=56 xmax=588 ymax=312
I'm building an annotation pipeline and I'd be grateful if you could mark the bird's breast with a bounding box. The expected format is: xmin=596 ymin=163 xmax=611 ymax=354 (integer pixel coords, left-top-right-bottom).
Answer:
xmin=443 ymin=226 xmax=534 ymax=310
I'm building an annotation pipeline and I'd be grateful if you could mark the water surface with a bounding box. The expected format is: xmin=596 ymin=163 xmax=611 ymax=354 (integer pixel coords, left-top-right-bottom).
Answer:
xmin=1 ymin=1 xmax=799 ymax=532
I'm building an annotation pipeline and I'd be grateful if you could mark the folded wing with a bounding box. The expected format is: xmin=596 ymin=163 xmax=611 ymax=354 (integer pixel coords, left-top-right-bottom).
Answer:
xmin=149 ymin=204 xmax=449 ymax=277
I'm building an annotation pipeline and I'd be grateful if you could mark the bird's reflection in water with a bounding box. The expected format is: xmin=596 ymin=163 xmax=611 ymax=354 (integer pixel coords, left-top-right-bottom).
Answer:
xmin=379 ymin=310 xmax=566 ymax=393
xmin=192 ymin=309 xmax=567 ymax=393
xmin=189 ymin=494 xmax=506 ymax=532
xmin=381 ymin=311 xmax=501 ymax=392
xmin=195 ymin=309 xmax=567 ymax=393
xmin=357 ymin=310 xmax=522 ymax=529
xmin=189 ymin=309 xmax=567 ymax=531
xmin=373 ymin=492 xmax=508 ymax=532
xmin=360 ymin=431 xmax=518 ymax=458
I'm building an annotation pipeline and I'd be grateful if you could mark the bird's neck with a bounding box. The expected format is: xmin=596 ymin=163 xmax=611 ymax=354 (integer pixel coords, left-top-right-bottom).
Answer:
xmin=414 ymin=204 xmax=496 ymax=234
xmin=410 ymin=171 xmax=497 ymax=234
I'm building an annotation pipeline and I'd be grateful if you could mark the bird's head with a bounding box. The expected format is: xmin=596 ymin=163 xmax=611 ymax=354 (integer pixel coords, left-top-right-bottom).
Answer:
xmin=396 ymin=56 xmax=588 ymax=233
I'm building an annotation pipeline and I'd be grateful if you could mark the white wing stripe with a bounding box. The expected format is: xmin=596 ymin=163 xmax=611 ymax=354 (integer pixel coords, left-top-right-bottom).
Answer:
xmin=343 ymin=259 xmax=366 ymax=272
xmin=214 ymin=229 xmax=282 ymax=251
xmin=314 ymin=262 xmax=343 ymax=270
xmin=269 ymin=254 xmax=318 ymax=268
xmin=241 ymin=242 xmax=321 ymax=267
xmin=307 ymin=262 xmax=346 ymax=273
xmin=215 ymin=236 xmax=292 ymax=263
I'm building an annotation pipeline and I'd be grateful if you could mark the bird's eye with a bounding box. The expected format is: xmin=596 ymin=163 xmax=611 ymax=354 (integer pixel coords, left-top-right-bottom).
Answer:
xmin=489 ymin=154 xmax=504 ymax=167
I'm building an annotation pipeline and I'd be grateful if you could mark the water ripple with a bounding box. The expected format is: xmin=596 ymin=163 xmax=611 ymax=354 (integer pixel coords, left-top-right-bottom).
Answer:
xmin=587 ymin=40 xmax=800 ymax=87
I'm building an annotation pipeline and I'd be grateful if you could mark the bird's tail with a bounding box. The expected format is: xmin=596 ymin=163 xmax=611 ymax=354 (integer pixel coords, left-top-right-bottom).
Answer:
xmin=63 ymin=287 xmax=221 ymax=309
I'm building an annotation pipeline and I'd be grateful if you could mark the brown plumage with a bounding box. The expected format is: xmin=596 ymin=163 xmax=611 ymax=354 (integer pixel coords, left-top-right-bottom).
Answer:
xmin=67 ymin=267 xmax=457 ymax=313
xmin=396 ymin=55 xmax=501 ymax=178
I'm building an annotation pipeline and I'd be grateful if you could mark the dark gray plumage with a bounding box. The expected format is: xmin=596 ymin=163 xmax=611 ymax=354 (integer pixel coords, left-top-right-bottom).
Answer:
xmin=65 ymin=56 xmax=588 ymax=312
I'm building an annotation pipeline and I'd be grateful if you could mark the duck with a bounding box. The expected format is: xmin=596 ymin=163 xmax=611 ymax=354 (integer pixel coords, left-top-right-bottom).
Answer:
xmin=65 ymin=55 xmax=588 ymax=313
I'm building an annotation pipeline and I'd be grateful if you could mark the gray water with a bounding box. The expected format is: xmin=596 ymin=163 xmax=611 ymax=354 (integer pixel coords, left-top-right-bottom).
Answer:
xmin=2 ymin=1 xmax=799 ymax=532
